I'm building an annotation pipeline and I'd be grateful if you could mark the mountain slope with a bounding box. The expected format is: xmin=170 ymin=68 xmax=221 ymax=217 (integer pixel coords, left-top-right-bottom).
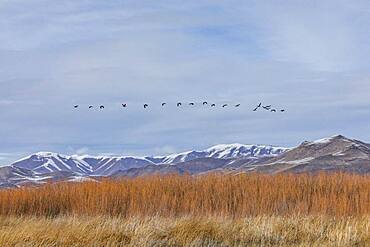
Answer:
xmin=241 ymin=135 xmax=370 ymax=173
xmin=113 ymin=157 xmax=232 ymax=177
xmin=10 ymin=144 xmax=287 ymax=176
xmin=1 ymin=135 xmax=369 ymax=188
xmin=12 ymin=152 xmax=93 ymax=174
xmin=11 ymin=152 xmax=157 ymax=176
xmin=152 ymin=144 xmax=287 ymax=164
xmin=1 ymin=143 xmax=287 ymax=187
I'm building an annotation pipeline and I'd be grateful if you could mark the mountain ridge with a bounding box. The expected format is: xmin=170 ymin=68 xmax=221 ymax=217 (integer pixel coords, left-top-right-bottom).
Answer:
xmin=10 ymin=143 xmax=287 ymax=175
xmin=1 ymin=135 xmax=369 ymax=188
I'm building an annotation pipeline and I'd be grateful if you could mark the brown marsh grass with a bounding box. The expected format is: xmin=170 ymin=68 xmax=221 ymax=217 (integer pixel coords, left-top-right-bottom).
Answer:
xmin=0 ymin=173 xmax=369 ymax=246
xmin=0 ymin=173 xmax=368 ymax=217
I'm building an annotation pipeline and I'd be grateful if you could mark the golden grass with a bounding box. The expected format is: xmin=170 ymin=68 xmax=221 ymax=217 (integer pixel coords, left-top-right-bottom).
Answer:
xmin=0 ymin=173 xmax=369 ymax=246
xmin=0 ymin=215 xmax=368 ymax=247
xmin=0 ymin=173 xmax=368 ymax=217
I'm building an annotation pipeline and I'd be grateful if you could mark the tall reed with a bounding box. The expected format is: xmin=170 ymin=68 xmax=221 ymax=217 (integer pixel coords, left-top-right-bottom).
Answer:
xmin=0 ymin=173 xmax=368 ymax=217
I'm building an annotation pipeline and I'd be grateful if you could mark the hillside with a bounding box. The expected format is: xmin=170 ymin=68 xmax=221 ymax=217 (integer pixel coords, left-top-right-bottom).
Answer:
xmin=1 ymin=135 xmax=370 ymax=188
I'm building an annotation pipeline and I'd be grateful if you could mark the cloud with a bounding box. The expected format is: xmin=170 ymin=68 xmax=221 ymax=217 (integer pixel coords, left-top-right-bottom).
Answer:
xmin=75 ymin=147 xmax=89 ymax=155
xmin=0 ymin=0 xmax=369 ymax=163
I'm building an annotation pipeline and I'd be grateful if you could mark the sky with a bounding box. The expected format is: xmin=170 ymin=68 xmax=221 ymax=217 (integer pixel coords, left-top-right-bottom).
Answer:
xmin=1 ymin=0 xmax=370 ymax=164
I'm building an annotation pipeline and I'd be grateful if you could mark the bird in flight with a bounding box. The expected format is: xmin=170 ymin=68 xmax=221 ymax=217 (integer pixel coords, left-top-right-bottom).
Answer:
xmin=177 ymin=102 xmax=182 ymax=107
xmin=189 ymin=102 xmax=195 ymax=106
xmin=271 ymin=109 xmax=276 ymax=112
xmin=280 ymin=109 xmax=285 ymax=112
xmin=122 ymin=103 xmax=127 ymax=108
xmin=144 ymin=104 xmax=149 ymax=109
xmin=235 ymin=104 xmax=241 ymax=107
xmin=262 ymin=106 xmax=271 ymax=110
xmin=89 ymin=105 xmax=93 ymax=109
xmin=74 ymin=105 xmax=79 ymax=108
xmin=99 ymin=105 xmax=104 ymax=109
xmin=253 ymin=103 xmax=262 ymax=111
xmin=211 ymin=104 xmax=216 ymax=107
xmin=203 ymin=101 xmax=208 ymax=105
xmin=161 ymin=102 xmax=166 ymax=107
xmin=222 ymin=104 xmax=228 ymax=107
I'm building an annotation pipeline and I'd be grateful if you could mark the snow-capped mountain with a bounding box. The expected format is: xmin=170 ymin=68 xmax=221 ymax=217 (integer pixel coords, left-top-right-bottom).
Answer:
xmin=11 ymin=152 xmax=157 ymax=176
xmin=1 ymin=135 xmax=369 ymax=188
xmin=12 ymin=152 xmax=93 ymax=174
xmin=107 ymin=135 xmax=370 ymax=177
xmin=148 ymin=144 xmax=288 ymax=164
xmin=0 ymin=143 xmax=287 ymax=187
xmin=9 ymin=144 xmax=288 ymax=176
xmin=238 ymin=135 xmax=370 ymax=173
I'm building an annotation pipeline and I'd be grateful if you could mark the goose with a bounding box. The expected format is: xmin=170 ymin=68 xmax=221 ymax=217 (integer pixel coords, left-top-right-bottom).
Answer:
xmin=253 ymin=103 xmax=262 ymax=111
xmin=280 ymin=109 xmax=285 ymax=112
xmin=222 ymin=104 xmax=228 ymax=107
xmin=88 ymin=105 xmax=93 ymax=109
xmin=202 ymin=101 xmax=208 ymax=105
xmin=271 ymin=109 xmax=276 ymax=112
xmin=74 ymin=105 xmax=79 ymax=108
xmin=122 ymin=103 xmax=127 ymax=108
xmin=189 ymin=102 xmax=195 ymax=106
xmin=161 ymin=103 xmax=166 ymax=107
xmin=99 ymin=105 xmax=105 ymax=109
xmin=177 ymin=102 xmax=182 ymax=107
xmin=211 ymin=104 xmax=216 ymax=107
xmin=144 ymin=104 xmax=149 ymax=109
xmin=235 ymin=104 xmax=241 ymax=107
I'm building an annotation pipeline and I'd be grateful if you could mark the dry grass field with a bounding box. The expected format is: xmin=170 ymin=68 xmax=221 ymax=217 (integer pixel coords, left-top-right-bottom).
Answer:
xmin=0 ymin=173 xmax=369 ymax=246
xmin=0 ymin=215 xmax=369 ymax=247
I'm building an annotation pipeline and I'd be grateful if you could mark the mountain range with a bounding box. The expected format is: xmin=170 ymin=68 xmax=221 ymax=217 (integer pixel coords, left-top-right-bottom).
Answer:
xmin=1 ymin=135 xmax=369 ymax=188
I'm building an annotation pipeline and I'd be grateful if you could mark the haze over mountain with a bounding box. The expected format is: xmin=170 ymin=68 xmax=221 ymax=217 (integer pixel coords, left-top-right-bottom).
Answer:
xmin=0 ymin=135 xmax=369 ymax=188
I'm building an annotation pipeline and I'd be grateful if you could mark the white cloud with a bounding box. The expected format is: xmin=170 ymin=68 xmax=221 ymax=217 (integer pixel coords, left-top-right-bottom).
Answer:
xmin=0 ymin=0 xmax=369 ymax=160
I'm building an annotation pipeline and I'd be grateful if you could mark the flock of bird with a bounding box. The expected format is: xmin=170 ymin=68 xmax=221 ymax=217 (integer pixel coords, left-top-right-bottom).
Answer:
xmin=252 ymin=103 xmax=285 ymax=112
xmin=73 ymin=102 xmax=285 ymax=112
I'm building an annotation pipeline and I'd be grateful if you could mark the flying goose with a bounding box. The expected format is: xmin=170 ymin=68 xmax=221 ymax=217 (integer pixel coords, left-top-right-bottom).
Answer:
xmin=161 ymin=102 xmax=166 ymax=106
xmin=235 ymin=104 xmax=241 ymax=107
xmin=222 ymin=104 xmax=228 ymax=107
xmin=211 ymin=104 xmax=216 ymax=107
xmin=177 ymin=102 xmax=182 ymax=107
xmin=74 ymin=105 xmax=79 ymax=108
xmin=144 ymin=104 xmax=149 ymax=109
xmin=99 ymin=105 xmax=104 ymax=109
xmin=189 ymin=102 xmax=195 ymax=106
xmin=253 ymin=102 xmax=262 ymax=111
xmin=122 ymin=103 xmax=127 ymax=108
xmin=202 ymin=101 xmax=208 ymax=105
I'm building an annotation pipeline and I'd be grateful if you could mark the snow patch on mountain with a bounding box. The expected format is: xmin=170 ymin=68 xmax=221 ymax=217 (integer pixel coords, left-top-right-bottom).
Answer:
xmin=150 ymin=144 xmax=288 ymax=164
xmin=9 ymin=143 xmax=289 ymax=176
